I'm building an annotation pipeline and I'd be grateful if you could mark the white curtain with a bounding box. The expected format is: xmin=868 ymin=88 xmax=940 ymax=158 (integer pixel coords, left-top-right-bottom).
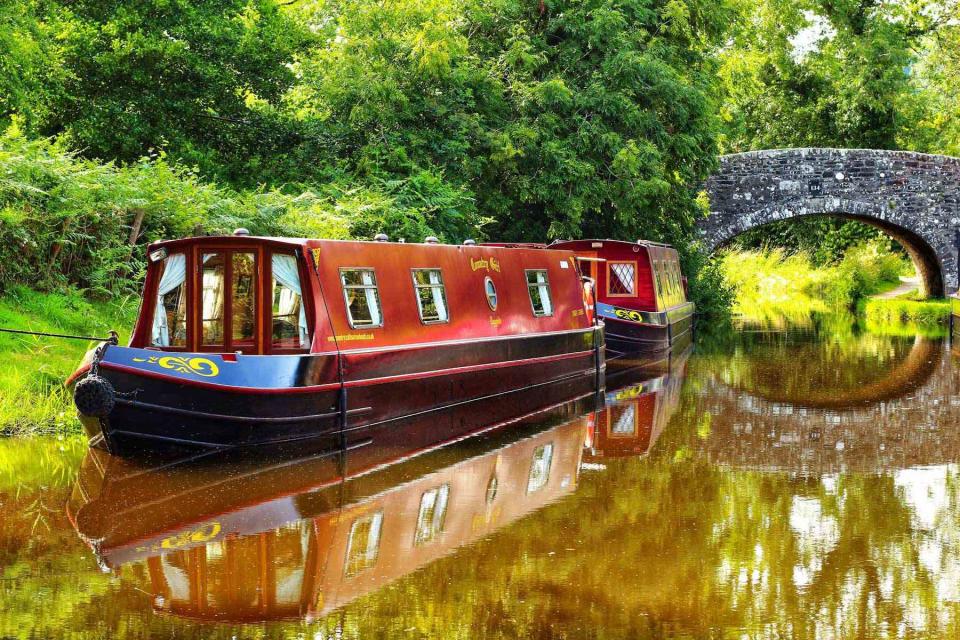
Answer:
xmin=361 ymin=271 xmax=381 ymax=325
xmin=533 ymin=272 xmax=552 ymax=315
xmin=429 ymin=271 xmax=447 ymax=321
xmin=538 ymin=279 xmax=552 ymax=315
xmin=272 ymin=254 xmax=309 ymax=346
xmin=152 ymin=253 xmax=186 ymax=346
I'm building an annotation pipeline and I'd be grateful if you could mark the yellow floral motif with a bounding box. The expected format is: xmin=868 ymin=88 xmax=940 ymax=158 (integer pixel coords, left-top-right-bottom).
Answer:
xmin=136 ymin=522 xmax=222 ymax=554
xmin=613 ymin=308 xmax=644 ymax=322
xmin=614 ymin=384 xmax=646 ymax=401
xmin=132 ymin=355 xmax=220 ymax=377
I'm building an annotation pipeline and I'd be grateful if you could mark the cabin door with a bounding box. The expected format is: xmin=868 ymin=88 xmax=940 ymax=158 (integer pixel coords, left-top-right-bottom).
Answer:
xmin=195 ymin=247 xmax=262 ymax=354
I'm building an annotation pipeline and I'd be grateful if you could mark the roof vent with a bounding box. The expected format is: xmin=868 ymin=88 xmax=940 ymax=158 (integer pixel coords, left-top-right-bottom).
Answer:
xmin=463 ymin=239 xmax=476 ymax=246
xmin=424 ymin=236 xmax=440 ymax=244
xmin=233 ymin=228 xmax=250 ymax=236
xmin=374 ymin=233 xmax=389 ymax=242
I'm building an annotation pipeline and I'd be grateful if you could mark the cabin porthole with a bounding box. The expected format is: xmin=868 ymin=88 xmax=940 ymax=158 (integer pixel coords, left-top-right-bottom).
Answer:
xmin=484 ymin=277 xmax=498 ymax=311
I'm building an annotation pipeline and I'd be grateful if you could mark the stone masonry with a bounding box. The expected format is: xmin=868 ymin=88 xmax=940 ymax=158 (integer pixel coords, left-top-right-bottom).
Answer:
xmin=700 ymin=148 xmax=960 ymax=296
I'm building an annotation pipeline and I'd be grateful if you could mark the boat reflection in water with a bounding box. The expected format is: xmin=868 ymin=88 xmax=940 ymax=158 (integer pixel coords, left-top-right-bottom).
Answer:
xmin=68 ymin=360 xmax=688 ymax=624
xmin=584 ymin=347 xmax=689 ymax=461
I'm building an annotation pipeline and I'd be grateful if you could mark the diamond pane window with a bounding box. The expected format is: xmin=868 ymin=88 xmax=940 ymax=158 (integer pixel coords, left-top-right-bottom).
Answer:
xmin=608 ymin=262 xmax=636 ymax=296
xmin=610 ymin=405 xmax=637 ymax=436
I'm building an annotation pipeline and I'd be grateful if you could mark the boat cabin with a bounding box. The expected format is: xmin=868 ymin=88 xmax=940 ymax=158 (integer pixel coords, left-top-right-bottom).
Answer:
xmin=131 ymin=234 xmax=595 ymax=356
xmin=543 ymin=239 xmax=695 ymax=361
xmin=549 ymin=239 xmax=688 ymax=313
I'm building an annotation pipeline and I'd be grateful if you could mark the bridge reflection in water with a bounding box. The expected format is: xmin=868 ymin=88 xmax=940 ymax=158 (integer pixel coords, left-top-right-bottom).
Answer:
xmin=695 ymin=331 xmax=955 ymax=473
xmin=68 ymin=358 xmax=689 ymax=624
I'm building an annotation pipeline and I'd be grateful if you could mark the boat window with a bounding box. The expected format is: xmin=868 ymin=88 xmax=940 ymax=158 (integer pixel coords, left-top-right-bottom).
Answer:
xmin=526 ymin=443 xmax=554 ymax=493
xmin=151 ymin=253 xmax=187 ymax=347
xmin=414 ymin=484 xmax=450 ymax=546
xmin=484 ymin=277 xmax=498 ymax=311
xmin=344 ymin=511 xmax=383 ymax=577
xmin=271 ymin=254 xmax=310 ymax=349
xmin=231 ymin=252 xmax=257 ymax=349
xmin=201 ymin=253 xmax=226 ymax=346
xmin=486 ymin=474 xmax=499 ymax=505
xmin=607 ymin=262 xmax=636 ymax=297
xmin=341 ymin=269 xmax=383 ymax=328
xmin=412 ymin=269 xmax=449 ymax=324
xmin=525 ymin=270 xmax=553 ymax=317
xmin=274 ymin=522 xmax=311 ymax=605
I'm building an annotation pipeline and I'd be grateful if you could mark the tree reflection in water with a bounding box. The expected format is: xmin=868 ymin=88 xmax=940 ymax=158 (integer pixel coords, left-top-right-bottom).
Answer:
xmin=3 ymin=324 xmax=960 ymax=638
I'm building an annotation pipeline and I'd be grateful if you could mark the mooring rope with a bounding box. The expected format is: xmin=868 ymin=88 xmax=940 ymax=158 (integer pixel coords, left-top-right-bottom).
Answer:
xmin=0 ymin=327 xmax=118 ymax=343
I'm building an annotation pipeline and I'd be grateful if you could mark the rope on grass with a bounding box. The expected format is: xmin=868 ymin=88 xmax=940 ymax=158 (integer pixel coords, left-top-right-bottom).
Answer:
xmin=0 ymin=327 xmax=119 ymax=343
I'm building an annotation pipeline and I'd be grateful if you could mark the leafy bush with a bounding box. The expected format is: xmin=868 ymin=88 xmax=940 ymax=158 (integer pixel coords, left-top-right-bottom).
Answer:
xmin=683 ymin=248 xmax=733 ymax=322
xmin=720 ymin=240 xmax=913 ymax=326
xmin=822 ymin=241 xmax=908 ymax=306
xmin=0 ymin=130 xmax=352 ymax=297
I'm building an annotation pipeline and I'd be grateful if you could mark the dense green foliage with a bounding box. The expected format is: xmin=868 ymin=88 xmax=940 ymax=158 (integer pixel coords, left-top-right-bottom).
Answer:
xmin=0 ymin=131 xmax=350 ymax=296
xmin=1 ymin=0 xmax=730 ymax=257
xmin=0 ymin=0 xmax=742 ymax=435
xmin=720 ymin=241 xmax=910 ymax=326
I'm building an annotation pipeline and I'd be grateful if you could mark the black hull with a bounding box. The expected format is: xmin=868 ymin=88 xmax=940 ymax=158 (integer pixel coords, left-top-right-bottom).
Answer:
xmin=604 ymin=311 xmax=694 ymax=367
xmin=81 ymin=328 xmax=605 ymax=456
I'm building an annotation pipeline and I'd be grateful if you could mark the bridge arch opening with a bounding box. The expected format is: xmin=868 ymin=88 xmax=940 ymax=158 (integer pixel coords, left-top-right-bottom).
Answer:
xmin=707 ymin=205 xmax=945 ymax=298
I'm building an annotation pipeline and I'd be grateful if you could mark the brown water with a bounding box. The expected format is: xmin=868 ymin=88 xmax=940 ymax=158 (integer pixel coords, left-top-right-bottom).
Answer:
xmin=3 ymin=322 xmax=960 ymax=639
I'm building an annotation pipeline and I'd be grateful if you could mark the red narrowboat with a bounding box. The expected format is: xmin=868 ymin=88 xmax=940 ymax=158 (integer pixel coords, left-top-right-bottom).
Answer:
xmin=67 ymin=233 xmax=604 ymax=454
xmin=549 ymin=240 xmax=694 ymax=364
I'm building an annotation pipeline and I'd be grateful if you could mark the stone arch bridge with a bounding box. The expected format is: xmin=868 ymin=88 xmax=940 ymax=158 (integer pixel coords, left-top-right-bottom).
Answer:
xmin=700 ymin=148 xmax=960 ymax=296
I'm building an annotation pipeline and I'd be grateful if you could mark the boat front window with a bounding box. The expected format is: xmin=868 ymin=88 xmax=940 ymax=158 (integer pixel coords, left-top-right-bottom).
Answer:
xmin=271 ymin=253 xmax=310 ymax=349
xmin=525 ymin=270 xmax=553 ymax=317
xmin=341 ymin=269 xmax=383 ymax=328
xmin=201 ymin=253 xmax=226 ymax=346
xmin=151 ymin=252 xmax=187 ymax=347
xmin=231 ymin=252 xmax=257 ymax=349
xmin=412 ymin=269 xmax=449 ymax=324
xmin=608 ymin=262 xmax=636 ymax=297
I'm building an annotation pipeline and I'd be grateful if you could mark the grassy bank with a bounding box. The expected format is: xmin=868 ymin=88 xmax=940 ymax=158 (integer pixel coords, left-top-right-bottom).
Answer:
xmin=0 ymin=287 xmax=135 ymax=436
xmin=861 ymin=296 xmax=951 ymax=335
xmin=720 ymin=242 xmax=917 ymax=328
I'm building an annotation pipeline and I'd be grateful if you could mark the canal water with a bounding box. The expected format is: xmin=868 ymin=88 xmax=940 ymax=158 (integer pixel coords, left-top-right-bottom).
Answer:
xmin=3 ymin=318 xmax=960 ymax=639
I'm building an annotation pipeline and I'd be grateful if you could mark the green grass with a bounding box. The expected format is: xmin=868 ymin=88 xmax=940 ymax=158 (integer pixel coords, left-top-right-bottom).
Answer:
xmin=0 ymin=286 xmax=136 ymax=436
xmin=861 ymin=297 xmax=951 ymax=332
